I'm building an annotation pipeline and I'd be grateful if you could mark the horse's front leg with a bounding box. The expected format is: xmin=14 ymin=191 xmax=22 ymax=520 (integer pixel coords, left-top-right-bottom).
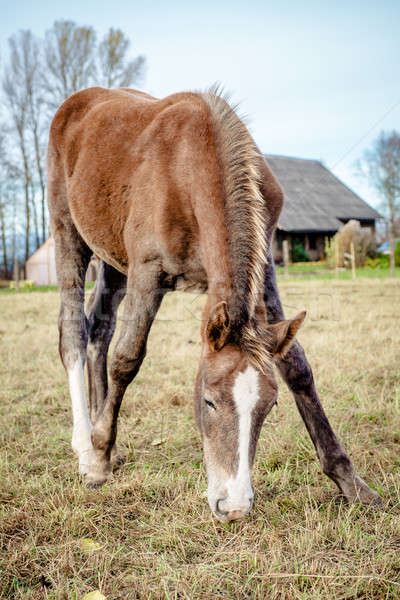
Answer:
xmin=86 ymin=264 xmax=165 ymax=487
xmin=264 ymin=252 xmax=380 ymax=504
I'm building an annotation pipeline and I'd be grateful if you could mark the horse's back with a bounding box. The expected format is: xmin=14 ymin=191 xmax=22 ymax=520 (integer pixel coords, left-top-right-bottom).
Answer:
xmin=48 ymin=87 xmax=157 ymax=163
xmin=47 ymin=87 xmax=214 ymax=274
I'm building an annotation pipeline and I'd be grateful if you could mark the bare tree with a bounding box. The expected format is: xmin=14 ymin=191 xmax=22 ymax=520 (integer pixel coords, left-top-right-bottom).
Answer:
xmin=0 ymin=21 xmax=146 ymax=270
xmin=0 ymin=176 xmax=20 ymax=279
xmin=0 ymin=127 xmax=21 ymax=277
xmin=2 ymin=31 xmax=36 ymax=263
xmin=8 ymin=173 xmax=20 ymax=269
xmin=0 ymin=199 xmax=6 ymax=275
xmin=98 ymin=28 xmax=145 ymax=88
xmin=26 ymin=45 xmax=47 ymax=244
xmin=0 ymin=130 xmax=8 ymax=276
xmin=29 ymin=178 xmax=40 ymax=249
xmin=362 ymin=131 xmax=400 ymax=276
xmin=43 ymin=20 xmax=97 ymax=109
xmin=0 ymin=196 xmax=8 ymax=277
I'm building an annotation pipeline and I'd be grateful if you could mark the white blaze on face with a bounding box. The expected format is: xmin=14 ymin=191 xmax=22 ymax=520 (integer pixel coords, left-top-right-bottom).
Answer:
xmin=220 ymin=364 xmax=260 ymax=514
xmin=68 ymin=360 xmax=93 ymax=474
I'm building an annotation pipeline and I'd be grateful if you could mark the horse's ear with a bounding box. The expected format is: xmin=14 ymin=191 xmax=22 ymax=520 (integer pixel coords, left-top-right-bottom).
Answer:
xmin=206 ymin=301 xmax=231 ymax=352
xmin=269 ymin=311 xmax=306 ymax=358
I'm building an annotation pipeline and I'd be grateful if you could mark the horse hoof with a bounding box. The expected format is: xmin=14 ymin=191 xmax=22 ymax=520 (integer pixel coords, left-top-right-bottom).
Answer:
xmin=361 ymin=491 xmax=382 ymax=506
xmin=345 ymin=476 xmax=382 ymax=506
xmin=370 ymin=496 xmax=383 ymax=506
xmin=111 ymin=453 xmax=125 ymax=468
xmin=85 ymin=469 xmax=110 ymax=489
xmin=86 ymin=479 xmax=106 ymax=490
xmin=110 ymin=444 xmax=125 ymax=468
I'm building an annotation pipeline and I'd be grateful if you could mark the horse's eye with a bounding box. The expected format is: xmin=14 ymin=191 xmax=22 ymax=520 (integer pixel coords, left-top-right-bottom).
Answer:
xmin=205 ymin=399 xmax=216 ymax=410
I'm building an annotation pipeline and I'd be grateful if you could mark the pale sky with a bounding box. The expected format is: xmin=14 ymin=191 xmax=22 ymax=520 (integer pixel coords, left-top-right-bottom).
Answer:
xmin=1 ymin=0 xmax=399 ymax=211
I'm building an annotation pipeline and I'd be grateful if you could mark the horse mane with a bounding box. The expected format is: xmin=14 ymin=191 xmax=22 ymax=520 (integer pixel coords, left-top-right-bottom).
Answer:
xmin=198 ymin=86 xmax=272 ymax=372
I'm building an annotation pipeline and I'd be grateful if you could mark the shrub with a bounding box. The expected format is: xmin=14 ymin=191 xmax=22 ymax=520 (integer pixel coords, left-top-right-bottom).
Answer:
xmin=333 ymin=220 xmax=375 ymax=268
xmin=9 ymin=279 xmax=35 ymax=290
xmin=365 ymin=255 xmax=389 ymax=269
xmin=395 ymin=241 xmax=400 ymax=267
xmin=376 ymin=253 xmax=390 ymax=268
xmin=325 ymin=236 xmax=337 ymax=269
xmin=292 ymin=242 xmax=310 ymax=262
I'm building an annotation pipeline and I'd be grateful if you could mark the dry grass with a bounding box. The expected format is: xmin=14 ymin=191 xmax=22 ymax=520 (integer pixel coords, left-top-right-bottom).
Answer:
xmin=0 ymin=278 xmax=399 ymax=599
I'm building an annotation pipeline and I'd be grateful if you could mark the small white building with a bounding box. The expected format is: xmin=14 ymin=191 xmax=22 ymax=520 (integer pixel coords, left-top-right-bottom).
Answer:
xmin=26 ymin=237 xmax=58 ymax=285
xmin=26 ymin=237 xmax=98 ymax=286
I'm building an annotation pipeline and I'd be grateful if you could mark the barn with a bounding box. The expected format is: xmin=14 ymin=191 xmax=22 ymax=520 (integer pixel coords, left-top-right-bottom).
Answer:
xmin=266 ymin=155 xmax=382 ymax=262
xmin=25 ymin=237 xmax=58 ymax=285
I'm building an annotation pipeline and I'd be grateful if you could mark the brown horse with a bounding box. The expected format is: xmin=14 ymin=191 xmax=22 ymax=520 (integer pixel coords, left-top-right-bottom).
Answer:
xmin=47 ymin=86 xmax=379 ymax=522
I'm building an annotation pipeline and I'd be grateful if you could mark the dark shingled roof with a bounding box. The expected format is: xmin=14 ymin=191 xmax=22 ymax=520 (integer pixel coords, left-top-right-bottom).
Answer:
xmin=265 ymin=155 xmax=381 ymax=232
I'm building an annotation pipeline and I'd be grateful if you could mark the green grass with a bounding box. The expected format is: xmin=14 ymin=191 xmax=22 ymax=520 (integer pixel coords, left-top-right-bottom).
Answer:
xmin=276 ymin=261 xmax=400 ymax=280
xmin=0 ymin=284 xmax=60 ymax=293
xmin=0 ymin=280 xmax=399 ymax=599
xmin=0 ymin=282 xmax=95 ymax=294
xmin=1 ymin=264 xmax=397 ymax=294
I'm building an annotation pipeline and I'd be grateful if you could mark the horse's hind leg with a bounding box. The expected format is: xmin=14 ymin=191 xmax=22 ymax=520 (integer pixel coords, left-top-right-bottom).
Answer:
xmin=51 ymin=210 xmax=93 ymax=475
xmin=86 ymin=261 xmax=126 ymax=464
xmin=264 ymin=252 xmax=380 ymax=504
xmin=86 ymin=263 xmax=165 ymax=487
xmin=86 ymin=261 xmax=126 ymax=423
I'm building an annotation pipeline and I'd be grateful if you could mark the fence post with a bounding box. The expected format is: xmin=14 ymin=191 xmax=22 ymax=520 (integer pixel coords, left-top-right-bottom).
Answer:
xmin=350 ymin=242 xmax=356 ymax=279
xmin=13 ymin=257 xmax=19 ymax=291
xmin=283 ymin=240 xmax=289 ymax=277
xmin=389 ymin=233 xmax=395 ymax=278
xmin=335 ymin=237 xmax=339 ymax=279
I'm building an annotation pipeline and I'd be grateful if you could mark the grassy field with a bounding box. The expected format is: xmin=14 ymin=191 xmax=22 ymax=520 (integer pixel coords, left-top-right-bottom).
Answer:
xmin=274 ymin=262 xmax=400 ymax=280
xmin=1 ymin=264 xmax=399 ymax=295
xmin=0 ymin=278 xmax=399 ymax=599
